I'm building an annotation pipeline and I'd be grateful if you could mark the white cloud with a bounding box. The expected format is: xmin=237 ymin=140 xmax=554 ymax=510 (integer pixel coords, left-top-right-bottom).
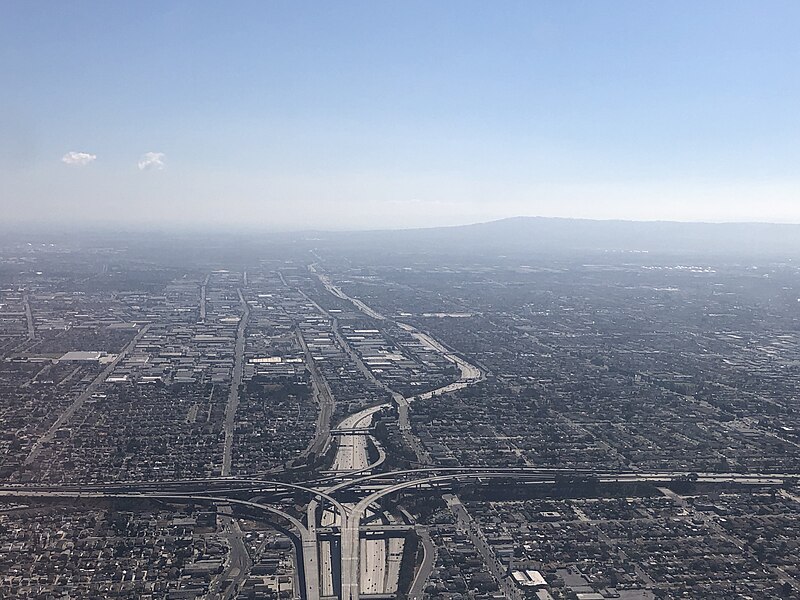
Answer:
xmin=138 ymin=152 xmax=165 ymax=171
xmin=61 ymin=151 xmax=96 ymax=166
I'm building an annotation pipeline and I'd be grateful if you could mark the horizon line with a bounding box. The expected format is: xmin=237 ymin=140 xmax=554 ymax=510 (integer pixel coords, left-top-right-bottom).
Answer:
xmin=4 ymin=214 xmax=800 ymax=237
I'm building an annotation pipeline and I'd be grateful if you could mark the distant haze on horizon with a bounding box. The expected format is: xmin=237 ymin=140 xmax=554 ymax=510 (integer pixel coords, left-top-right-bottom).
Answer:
xmin=2 ymin=2 xmax=799 ymax=230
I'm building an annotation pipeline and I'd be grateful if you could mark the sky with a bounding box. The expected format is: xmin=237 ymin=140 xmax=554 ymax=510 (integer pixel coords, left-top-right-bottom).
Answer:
xmin=1 ymin=1 xmax=799 ymax=231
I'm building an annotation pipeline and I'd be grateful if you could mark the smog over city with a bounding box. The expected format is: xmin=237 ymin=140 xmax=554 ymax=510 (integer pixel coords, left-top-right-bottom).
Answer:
xmin=2 ymin=3 xmax=800 ymax=600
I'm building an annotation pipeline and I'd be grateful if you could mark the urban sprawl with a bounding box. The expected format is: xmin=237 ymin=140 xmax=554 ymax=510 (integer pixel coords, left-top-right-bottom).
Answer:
xmin=1 ymin=236 xmax=799 ymax=600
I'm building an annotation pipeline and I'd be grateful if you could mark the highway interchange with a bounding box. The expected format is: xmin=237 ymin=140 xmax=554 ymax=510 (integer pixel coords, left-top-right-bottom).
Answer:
xmin=4 ymin=267 xmax=799 ymax=600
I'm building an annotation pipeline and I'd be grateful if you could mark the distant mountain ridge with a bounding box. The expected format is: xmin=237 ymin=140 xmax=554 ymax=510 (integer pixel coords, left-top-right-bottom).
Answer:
xmin=316 ymin=216 xmax=800 ymax=258
xmin=5 ymin=216 xmax=800 ymax=260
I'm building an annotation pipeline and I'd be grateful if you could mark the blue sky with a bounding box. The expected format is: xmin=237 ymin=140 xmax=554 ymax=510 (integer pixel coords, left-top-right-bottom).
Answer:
xmin=2 ymin=1 xmax=799 ymax=229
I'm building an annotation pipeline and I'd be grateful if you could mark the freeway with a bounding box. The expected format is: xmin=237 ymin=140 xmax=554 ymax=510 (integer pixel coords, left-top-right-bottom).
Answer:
xmin=359 ymin=505 xmax=388 ymax=595
xmin=337 ymin=469 xmax=794 ymax=600
xmin=396 ymin=323 xmax=483 ymax=385
xmin=310 ymin=264 xmax=800 ymax=600
xmin=210 ymin=511 xmax=253 ymax=600
xmin=314 ymin=408 xmax=376 ymax=600
xmin=278 ymin=269 xmax=341 ymax=464
xmin=12 ymin=262 xmax=800 ymax=600
xmin=0 ymin=489 xmax=322 ymax=600
xmin=294 ymin=279 xmax=383 ymax=403
xmin=2 ymin=467 xmax=796 ymax=600
xmin=313 ymin=402 xmax=389 ymax=600
xmin=296 ymin=325 xmax=337 ymax=461
xmin=199 ymin=273 xmax=210 ymax=323
xmin=292 ymin=273 xmax=396 ymax=475
xmin=340 ymin=470 xmax=573 ymax=600
xmin=307 ymin=403 xmax=387 ymax=537
xmin=221 ymin=288 xmax=251 ymax=477
xmin=310 ymin=264 xmax=385 ymax=322
xmin=309 ymin=263 xmax=485 ymax=466
xmin=1 ymin=478 xmax=349 ymax=532
xmin=23 ymin=292 xmax=35 ymax=340
xmin=17 ymin=262 xmax=798 ymax=600
xmin=310 ymin=264 xmax=483 ymax=387
xmin=319 ymin=505 xmax=341 ymax=597
xmin=4 ymin=468 xmax=792 ymax=499
xmin=328 ymin=402 xmax=404 ymax=599
xmin=395 ymin=322 xmax=484 ymax=454
xmin=331 ymin=406 xmax=385 ymax=474
xmin=382 ymin=513 xmax=405 ymax=594
xmin=309 ymin=263 xmax=484 ymax=438
xmin=408 ymin=525 xmax=435 ymax=600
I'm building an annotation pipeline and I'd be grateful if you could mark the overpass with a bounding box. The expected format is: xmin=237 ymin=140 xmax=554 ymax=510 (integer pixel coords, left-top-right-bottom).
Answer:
xmin=3 ymin=460 xmax=796 ymax=600
xmin=7 ymin=270 xmax=797 ymax=600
